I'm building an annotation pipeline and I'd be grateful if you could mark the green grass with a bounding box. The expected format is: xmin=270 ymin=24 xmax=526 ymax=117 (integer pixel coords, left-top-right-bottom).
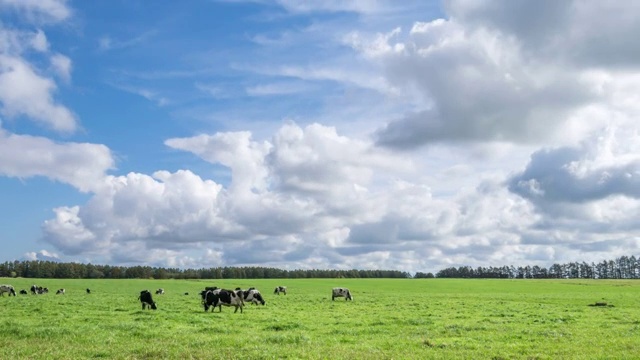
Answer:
xmin=1 ymin=278 xmax=640 ymax=359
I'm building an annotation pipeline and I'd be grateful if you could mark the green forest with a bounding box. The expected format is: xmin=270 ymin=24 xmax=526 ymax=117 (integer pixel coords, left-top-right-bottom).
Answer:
xmin=1 ymin=255 xmax=639 ymax=279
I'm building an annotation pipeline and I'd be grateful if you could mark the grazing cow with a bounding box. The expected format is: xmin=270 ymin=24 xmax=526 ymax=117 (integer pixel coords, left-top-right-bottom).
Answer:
xmin=156 ymin=288 xmax=165 ymax=295
xmin=86 ymin=288 xmax=91 ymax=294
xmin=30 ymin=285 xmax=48 ymax=294
xmin=274 ymin=286 xmax=287 ymax=295
xmin=19 ymin=289 xmax=28 ymax=295
xmin=139 ymin=290 xmax=157 ymax=310
xmin=56 ymin=288 xmax=65 ymax=295
xmin=202 ymin=289 xmax=244 ymax=313
xmin=201 ymin=287 xmax=220 ymax=302
xmin=237 ymin=287 xmax=266 ymax=305
xmin=0 ymin=285 xmax=16 ymax=297
xmin=332 ymin=287 xmax=353 ymax=301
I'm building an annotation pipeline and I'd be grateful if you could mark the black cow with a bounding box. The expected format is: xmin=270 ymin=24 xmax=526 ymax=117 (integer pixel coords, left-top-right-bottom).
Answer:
xmin=332 ymin=287 xmax=353 ymax=301
xmin=139 ymin=290 xmax=157 ymax=310
xmin=86 ymin=288 xmax=91 ymax=294
xmin=202 ymin=289 xmax=243 ymax=313
xmin=274 ymin=286 xmax=287 ymax=295
xmin=19 ymin=289 xmax=28 ymax=295
xmin=200 ymin=287 xmax=219 ymax=302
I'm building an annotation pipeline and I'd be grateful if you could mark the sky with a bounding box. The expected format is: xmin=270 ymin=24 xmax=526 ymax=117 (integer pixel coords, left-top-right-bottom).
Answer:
xmin=1 ymin=0 xmax=640 ymax=274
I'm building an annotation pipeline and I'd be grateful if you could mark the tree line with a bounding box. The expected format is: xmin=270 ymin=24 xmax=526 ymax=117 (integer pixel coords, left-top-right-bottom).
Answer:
xmin=0 ymin=260 xmax=411 ymax=279
xmin=0 ymin=255 xmax=638 ymax=279
xmin=434 ymin=256 xmax=640 ymax=279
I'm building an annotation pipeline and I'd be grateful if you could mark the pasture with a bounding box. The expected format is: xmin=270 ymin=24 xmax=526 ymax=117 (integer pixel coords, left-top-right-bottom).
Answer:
xmin=0 ymin=278 xmax=639 ymax=359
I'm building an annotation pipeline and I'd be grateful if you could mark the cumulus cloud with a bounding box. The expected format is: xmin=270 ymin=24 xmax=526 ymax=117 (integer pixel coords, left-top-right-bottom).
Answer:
xmin=0 ymin=55 xmax=77 ymax=132
xmin=38 ymin=121 xmax=554 ymax=271
xmin=336 ymin=1 xmax=640 ymax=149
xmin=0 ymin=1 xmax=77 ymax=133
xmin=22 ymin=249 xmax=60 ymax=262
xmin=8 ymin=0 xmax=640 ymax=272
xmin=0 ymin=124 xmax=114 ymax=192
xmin=508 ymin=124 xmax=640 ymax=236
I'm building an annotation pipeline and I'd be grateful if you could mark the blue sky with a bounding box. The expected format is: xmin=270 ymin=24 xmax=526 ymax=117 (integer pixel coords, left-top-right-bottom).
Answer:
xmin=1 ymin=0 xmax=640 ymax=273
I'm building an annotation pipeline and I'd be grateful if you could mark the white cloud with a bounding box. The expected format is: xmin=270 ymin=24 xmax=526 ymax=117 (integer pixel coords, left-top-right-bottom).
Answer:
xmin=110 ymin=83 xmax=169 ymax=107
xmin=50 ymin=53 xmax=71 ymax=82
xmin=245 ymin=81 xmax=314 ymax=96
xmin=38 ymin=122 xmax=543 ymax=271
xmin=275 ymin=0 xmax=384 ymax=14
xmin=359 ymin=19 xmax=596 ymax=148
xmin=0 ymin=10 xmax=77 ymax=133
xmin=30 ymin=29 xmax=49 ymax=52
xmin=22 ymin=249 xmax=60 ymax=261
xmin=98 ymin=31 xmax=157 ymax=52
xmin=0 ymin=55 xmax=77 ymax=132
xmin=6 ymin=0 xmax=640 ymax=273
xmin=0 ymin=0 xmax=71 ymax=24
xmin=0 ymin=124 xmax=114 ymax=192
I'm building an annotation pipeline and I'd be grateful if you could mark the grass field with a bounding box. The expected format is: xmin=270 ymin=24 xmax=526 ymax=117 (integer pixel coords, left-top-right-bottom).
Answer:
xmin=0 ymin=278 xmax=639 ymax=359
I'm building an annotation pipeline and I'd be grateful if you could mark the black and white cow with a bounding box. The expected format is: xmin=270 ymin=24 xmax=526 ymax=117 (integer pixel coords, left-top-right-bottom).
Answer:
xmin=236 ymin=287 xmax=266 ymax=305
xmin=156 ymin=288 xmax=164 ymax=295
xmin=200 ymin=287 xmax=220 ymax=303
xmin=86 ymin=288 xmax=91 ymax=294
xmin=0 ymin=285 xmax=16 ymax=296
xmin=56 ymin=288 xmax=65 ymax=295
xmin=139 ymin=290 xmax=157 ymax=310
xmin=274 ymin=286 xmax=287 ymax=295
xmin=30 ymin=285 xmax=48 ymax=294
xmin=19 ymin=289 xmax=28 ymax=295
xmin=332 ymin=287 xmax=353 ymax=301
xmin=31 ymin=285 xmax=41 ymax=294
xmin=202 ymin=289 xmax=244 ymax=313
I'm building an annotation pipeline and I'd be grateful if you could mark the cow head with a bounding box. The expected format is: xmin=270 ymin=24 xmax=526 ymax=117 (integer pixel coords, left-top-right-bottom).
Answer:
xmin=254 ymin=292 xmax=266 ymax=305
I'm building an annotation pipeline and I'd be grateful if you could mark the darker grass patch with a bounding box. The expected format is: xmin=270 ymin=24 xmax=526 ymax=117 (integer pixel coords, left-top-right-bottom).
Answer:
xmin=405 ymin=318 xmax=431 ymax=326
xmin=265 ymin=322 xmax=302 ymax=331
xmin=265 ymin=333 xmax=309 ymax=344
xmin=423 ymin=339 xmax=447 ymax=349
xmin=588 ymin=302 xmax=614 ymax=307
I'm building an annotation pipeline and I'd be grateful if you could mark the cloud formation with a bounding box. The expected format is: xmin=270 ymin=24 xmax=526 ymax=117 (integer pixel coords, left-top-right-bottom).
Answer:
xmin=354 ymin=0 xmax=640 ymax=149
xmin=0 ymin=0 xmax=77 ymax=133
xmin=3 ymin=0 xmax=640 ymax=273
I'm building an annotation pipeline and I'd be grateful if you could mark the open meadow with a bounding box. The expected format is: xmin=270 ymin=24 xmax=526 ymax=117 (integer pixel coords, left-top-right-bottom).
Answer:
xmin=1 ymin=278 xmax=639 ymax=359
